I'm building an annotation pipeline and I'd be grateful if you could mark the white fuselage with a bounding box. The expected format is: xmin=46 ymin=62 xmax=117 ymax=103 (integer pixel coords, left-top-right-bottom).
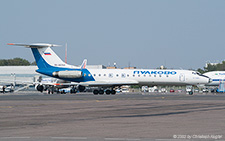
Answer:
xmin=87 ymin=69 xmax=209 ymax=86
xmin=204 ymin=71 xmax=225 ymax=86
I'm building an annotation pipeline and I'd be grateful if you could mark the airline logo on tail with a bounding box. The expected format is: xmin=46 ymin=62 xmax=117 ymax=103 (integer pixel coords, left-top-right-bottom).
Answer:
xmin=44 ymin=52 xmax=51 ymax=55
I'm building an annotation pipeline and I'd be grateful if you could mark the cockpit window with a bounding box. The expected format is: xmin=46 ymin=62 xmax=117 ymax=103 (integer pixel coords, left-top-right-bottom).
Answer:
xmin=195 ymin=71 xmax=209 ymax=78
xmin=192 ymin=71 xmax=202 ymax=75
xmin=196 ymin=72 xmax=201 ymax=75
xmin=192 ymin=71 xmax=202 ymax=76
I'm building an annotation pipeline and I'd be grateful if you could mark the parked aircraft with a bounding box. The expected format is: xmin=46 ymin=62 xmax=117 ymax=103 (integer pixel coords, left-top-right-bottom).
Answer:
xmin=203 ymin=71 xmax=225 ymax=86
xmin=8 ymin=43 xmax=210 ymax=95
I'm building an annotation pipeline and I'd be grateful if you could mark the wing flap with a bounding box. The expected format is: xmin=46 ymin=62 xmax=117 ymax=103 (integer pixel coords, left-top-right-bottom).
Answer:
xmin=40 ymin=80 xmax=139 ymax=87
xmin=78 ymin=80 xmax=139 ymax=87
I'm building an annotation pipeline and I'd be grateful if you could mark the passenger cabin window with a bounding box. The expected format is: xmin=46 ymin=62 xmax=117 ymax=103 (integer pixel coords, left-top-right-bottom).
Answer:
xmin=109 ymin=73 xmax=113 ymax=78
xmin=127 ymin=74 xmax=129 ymax=77
xmin=99 ymin=74 xmax=101 ymax=77
xmin=121 ymin=73 xmax=126 ymax=78
xmin=93 ymin=74 xmax=96 ymax=76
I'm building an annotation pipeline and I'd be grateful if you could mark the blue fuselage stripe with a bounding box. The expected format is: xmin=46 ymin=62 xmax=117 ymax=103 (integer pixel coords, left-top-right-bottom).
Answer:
xmin=212 ymin=79 xmax=225 ymax=81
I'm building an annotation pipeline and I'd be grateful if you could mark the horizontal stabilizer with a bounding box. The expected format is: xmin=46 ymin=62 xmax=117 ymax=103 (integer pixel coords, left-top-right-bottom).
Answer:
xmin=7 ymin=43 xmax=60 ymax=48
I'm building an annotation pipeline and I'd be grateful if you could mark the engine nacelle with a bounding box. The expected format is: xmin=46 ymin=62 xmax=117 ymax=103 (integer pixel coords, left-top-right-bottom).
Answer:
xmin=35 ymin=84 xmax=44 ymax=92
xmin=52 ymin=71 xmax=82 ymax=78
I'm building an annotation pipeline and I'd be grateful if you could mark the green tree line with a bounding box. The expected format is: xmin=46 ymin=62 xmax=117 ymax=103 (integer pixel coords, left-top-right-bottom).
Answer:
xmin=197 ymin=61 xmax=225 ymax=74
xmin=0 ymin=58 xmax=36 ymax=66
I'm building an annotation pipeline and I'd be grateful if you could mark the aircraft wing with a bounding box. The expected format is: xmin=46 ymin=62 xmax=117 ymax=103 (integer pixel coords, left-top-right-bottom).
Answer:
xmin=39 ymin=80 xmax=139 ymax=87
xmin=77 ymin=80 xmax=139 ymax=87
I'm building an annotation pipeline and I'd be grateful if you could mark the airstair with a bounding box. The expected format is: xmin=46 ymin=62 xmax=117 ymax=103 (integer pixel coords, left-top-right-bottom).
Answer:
xmin=217 ymin=80 xmax=225 ymax=92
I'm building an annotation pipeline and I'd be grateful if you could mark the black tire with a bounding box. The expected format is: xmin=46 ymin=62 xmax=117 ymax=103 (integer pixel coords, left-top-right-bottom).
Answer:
xmin=189 ymin=91 xmax=193 ymax=95
xmin=70 ymin=89 xmax=77 ymax=94
xmin=111 ymin=90 xmax=116 ymax=95
xmin=93 ymin=89 xmax=99 ymax=95
xmin=99 ymin=90 xmax=104 ymax=95
xmin=105 ymin=90 xmax=111 ymax=95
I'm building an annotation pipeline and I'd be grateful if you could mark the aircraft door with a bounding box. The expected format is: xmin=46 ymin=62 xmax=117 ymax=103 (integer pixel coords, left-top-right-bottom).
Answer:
xmin=179 ymin=73 xmax=185 ymax=82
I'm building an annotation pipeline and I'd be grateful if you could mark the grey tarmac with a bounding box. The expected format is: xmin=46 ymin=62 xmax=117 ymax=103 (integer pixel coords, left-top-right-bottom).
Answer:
xmin=0 ymin=92 xmax=225 ymax=141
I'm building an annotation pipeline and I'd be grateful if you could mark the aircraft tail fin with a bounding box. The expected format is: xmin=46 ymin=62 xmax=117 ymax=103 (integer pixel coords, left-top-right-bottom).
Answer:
xmin=80 ymin=59 xmax=87 ymax=69
xmin=7 ymin=43 xmax=73 ymax=69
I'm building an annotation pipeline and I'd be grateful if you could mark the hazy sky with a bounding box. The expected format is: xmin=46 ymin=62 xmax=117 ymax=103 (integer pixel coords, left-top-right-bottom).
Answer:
xmin=1 ymin=0 xmax=225 ymax=69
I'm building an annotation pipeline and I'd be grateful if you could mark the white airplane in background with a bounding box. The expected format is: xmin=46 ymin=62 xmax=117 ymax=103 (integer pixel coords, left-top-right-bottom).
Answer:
xmin=8 ymin=43 xmax=210 ymax=95
xmin=203 ymin=71 xmax=225 ymax=86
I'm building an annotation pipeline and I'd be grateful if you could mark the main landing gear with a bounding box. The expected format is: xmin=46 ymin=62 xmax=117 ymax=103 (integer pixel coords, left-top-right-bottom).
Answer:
xmin=47 ymin=86 xmax=54 ymax=94
xmin=93 ymin=89 xmax=116 ymax=95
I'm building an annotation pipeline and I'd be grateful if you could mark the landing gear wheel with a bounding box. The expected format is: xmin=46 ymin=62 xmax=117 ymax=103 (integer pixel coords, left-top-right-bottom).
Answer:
xmin=99 ymin=90 xmax=104 ymax=95
xmin=111 ymin=90 xmax=116 ymax=95
xmin=70 ymin=88 xmax=77 ymax=94
xmin=61 ymin=90 xmax=66 ymax=94
xmin=189 ymin=91 xmax=193 ymax=95
xmin=105 ymin=90 xmax=111 ymax=95
xmin=93 ymin=89 xmax=99 ymax=95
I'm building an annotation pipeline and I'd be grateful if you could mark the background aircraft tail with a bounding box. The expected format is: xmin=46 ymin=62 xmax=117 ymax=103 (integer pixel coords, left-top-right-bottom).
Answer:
xmin=80 ymin=59 xmax=87 ymax=69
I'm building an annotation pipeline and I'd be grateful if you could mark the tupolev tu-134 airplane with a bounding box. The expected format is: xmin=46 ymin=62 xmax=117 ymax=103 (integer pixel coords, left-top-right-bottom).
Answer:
xmin=8 ymin=43 xmax=211 ymax=95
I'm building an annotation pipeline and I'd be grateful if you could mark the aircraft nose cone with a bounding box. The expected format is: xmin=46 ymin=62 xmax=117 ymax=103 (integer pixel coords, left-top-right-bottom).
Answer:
xmin=208 ymin=78 xmax=212 ymax=83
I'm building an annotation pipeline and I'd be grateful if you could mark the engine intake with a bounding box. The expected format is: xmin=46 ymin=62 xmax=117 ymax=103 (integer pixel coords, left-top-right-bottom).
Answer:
xmin=52 ymin=70 xmax=82 ymax=78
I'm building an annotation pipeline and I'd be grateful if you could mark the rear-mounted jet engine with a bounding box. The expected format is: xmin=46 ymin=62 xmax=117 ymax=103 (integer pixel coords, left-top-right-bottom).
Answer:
xmin=52 ymin=70 xmax=82 ymax=78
